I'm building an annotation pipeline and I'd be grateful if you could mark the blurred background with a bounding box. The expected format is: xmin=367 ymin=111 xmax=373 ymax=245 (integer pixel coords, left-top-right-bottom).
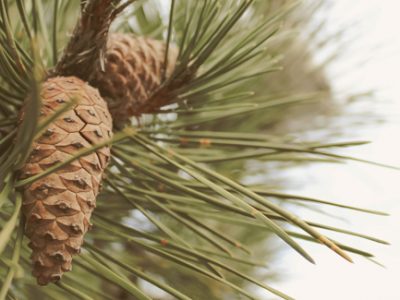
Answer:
xmin=267 ymin=0 xmax=400 ymax=299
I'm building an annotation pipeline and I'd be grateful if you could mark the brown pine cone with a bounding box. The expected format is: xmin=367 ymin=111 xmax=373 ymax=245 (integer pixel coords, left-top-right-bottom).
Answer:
xmin=91 ymin=33 xmax=178 ymax=125
xmin=20 ymin=76 xmax=113 ymax=285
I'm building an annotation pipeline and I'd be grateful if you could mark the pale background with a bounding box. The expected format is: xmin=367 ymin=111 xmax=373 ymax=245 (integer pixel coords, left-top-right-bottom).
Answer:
xmin=270 ymin=1 xmax=400 ymax=299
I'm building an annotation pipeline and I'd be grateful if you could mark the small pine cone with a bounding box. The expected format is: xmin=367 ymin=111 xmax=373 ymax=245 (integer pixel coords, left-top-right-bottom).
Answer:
xmin=19 ymin=76 xmax=113 ymax=285
xmin=91 ymin=33 xmax=178 ymax=125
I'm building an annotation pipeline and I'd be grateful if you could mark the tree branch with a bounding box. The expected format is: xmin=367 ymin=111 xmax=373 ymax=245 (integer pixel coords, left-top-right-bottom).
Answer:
xmin=53 ymin=0 xmax=121 ymax=81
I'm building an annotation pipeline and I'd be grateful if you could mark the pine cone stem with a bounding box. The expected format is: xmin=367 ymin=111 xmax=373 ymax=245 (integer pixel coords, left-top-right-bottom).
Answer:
xmin=54 ymin=0 xmax=121 ymax=80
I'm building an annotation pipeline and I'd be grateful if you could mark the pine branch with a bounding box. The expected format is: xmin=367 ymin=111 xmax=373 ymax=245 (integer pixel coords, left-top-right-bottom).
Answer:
xmin=53 ymin=0 xmax=121 ymax=80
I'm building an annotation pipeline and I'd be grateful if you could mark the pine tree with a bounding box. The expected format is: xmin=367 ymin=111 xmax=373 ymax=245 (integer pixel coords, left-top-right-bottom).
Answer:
xmin=0 ymin=1 xmax=388 ymax=299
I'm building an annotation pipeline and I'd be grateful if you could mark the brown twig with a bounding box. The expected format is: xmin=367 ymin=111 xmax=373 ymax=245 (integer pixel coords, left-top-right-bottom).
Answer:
xmin=53 ymin=0 xmax=122 ymax=81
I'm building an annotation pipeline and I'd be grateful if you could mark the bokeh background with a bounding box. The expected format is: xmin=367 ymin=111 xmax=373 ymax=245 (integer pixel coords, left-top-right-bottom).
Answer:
xmin=268 ymin=1 xmax=400 ymax=299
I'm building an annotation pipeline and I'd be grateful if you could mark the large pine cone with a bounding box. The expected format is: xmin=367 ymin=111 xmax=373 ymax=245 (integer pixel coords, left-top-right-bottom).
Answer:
xmin=20 ymin=76 xmax=113 ymax=285
xmin=91 ymin=33 xmax=178 ymax=125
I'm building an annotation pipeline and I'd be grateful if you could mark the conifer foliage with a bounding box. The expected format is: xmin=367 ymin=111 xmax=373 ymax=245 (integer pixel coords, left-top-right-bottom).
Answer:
xmin=0 ymin=1 xmax=388 ymax=299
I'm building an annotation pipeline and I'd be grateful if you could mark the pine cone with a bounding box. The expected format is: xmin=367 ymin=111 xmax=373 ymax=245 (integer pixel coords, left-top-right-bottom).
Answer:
xmin=91 ymin=33 xmax=178 ymax=125
xmin=20 ymin=76 xmax=113 ymax=285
